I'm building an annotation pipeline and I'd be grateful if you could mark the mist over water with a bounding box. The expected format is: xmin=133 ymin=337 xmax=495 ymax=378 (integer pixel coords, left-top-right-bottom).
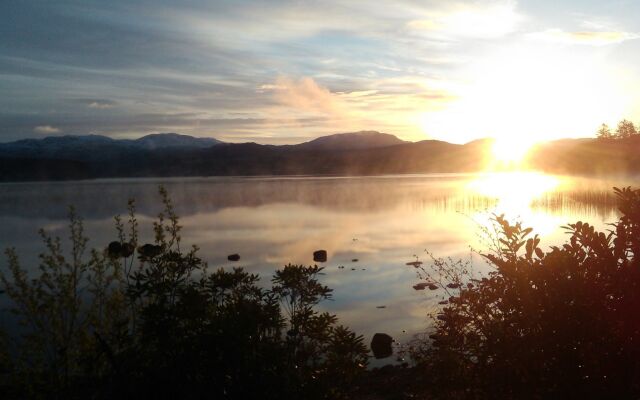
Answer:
xmin=0 ymin=173 xmax=630 ymax=349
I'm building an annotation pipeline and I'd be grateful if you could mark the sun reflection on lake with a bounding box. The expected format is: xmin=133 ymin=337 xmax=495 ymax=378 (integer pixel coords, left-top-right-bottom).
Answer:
xmin=467 ymin=172 xmax=563 ymax=235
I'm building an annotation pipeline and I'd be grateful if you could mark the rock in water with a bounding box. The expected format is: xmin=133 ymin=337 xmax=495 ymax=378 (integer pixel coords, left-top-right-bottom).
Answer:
xmin=227 ymin=254 xmax=240 ymax=262
xmin=371 ymin=333 xmax=393 ymax=359
xmin=120 ymin=242 xmax=135 ymax=258
xmin=107 ymin=241 xmax=122 ymax=258
xmin=413 ymin=282 xmax=429 ymax=290
xmin=137 ymin=244 xmax=163 ymax=259
xmin=313 ymin=250 xmax=327 ymax=262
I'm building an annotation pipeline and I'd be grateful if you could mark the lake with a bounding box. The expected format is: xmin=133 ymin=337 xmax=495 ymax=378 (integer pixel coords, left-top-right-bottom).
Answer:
xmin=0 ymin=172 xmax=633 ymax=357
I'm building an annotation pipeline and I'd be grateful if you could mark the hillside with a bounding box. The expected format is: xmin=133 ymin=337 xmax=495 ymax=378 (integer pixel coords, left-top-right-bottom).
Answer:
xmin=1 ymin=131 xmax=639 ymax=181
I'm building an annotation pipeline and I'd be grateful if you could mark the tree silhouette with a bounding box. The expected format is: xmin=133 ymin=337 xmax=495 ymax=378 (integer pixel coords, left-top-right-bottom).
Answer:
xmin=596 ymin=123 xmax=613 ymax=139
xmin=615 ymin=119 xmax=637 ymax=138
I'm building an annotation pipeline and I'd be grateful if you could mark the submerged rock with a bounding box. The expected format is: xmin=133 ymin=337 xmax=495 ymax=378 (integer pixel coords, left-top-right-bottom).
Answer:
xmin=413 ymin=283 xmax=429 ymax=290
xmin=109 ymin=242 xmax=135 ymax=258
xmin=120 ymin=242 xmax=135 ymax=258
xmin=371 ymin=333 xmax=394 ymax=359
xmin=107 ymin=241 xmax=122 ymax=258
xmin=313 ymin=250 xmax=327 ymax=262
xmin=446 ymin=283 xmax=461 ymax=289
xmin=137 ymin=243 xmax=163 ymax=259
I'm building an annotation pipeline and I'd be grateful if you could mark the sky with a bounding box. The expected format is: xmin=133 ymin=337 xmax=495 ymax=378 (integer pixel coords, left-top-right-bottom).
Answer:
xmin=1 ymin=0 xmax=640 ymax=144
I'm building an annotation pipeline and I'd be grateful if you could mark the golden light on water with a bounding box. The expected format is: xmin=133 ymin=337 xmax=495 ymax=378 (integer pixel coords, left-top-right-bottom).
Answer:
xmin=467 ymin=172 xmax=563 ymax=236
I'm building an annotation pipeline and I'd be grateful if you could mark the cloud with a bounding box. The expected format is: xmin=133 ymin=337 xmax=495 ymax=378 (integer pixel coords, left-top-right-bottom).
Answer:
xmin=269 ymin=77 xmax=345 ymax=116
xmin=87 ymin=99 xmax=117 ymax=109
xmin=407 ymin=1 xmax=522 ymax=39
xmin=530 ymin=29 xmax=639 ymax=46
xmin=34 ymin=125 xmax=61 ymax=134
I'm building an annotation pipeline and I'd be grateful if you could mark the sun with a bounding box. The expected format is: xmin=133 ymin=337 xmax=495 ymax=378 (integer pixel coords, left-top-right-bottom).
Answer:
xmin=490 ymin=137 xmax=534 ymax=165
xmin=419 ymin=43 xmax=628 ymax=147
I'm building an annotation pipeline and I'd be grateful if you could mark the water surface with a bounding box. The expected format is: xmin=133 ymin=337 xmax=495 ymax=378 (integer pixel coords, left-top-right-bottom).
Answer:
xmin=0 ymin=173 xmax=632 ymax=355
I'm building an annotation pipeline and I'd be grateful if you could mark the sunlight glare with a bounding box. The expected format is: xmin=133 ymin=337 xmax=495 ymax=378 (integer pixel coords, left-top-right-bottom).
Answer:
xmin=420 ymin=44 xmax=629 ymax=145
xmin=467 ymin=172 xmax=562 ymax=236
xmin=490 ymin=137 xmax=533 ymax=165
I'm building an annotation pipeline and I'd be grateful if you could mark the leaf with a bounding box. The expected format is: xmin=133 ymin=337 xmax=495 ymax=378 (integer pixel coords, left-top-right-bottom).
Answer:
xmin=534 ymin=247 xmax=544 ymax=258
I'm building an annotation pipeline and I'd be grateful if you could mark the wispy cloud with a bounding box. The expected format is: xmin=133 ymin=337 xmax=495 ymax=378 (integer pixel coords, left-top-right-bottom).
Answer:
xmin=530 ymin=29 xmax=639 ymax=46
xmin=87 ymin=99 xmax=117 ymax=109
xmin=3 ymin=1 xmax=640 ymax=143
xmin=34 ymin=125 xmax=61 ymax=134
xmin=407 ymin=1 xmax=523 ymax=39
xmin=269 ymin=77 xmax=346 ymax=116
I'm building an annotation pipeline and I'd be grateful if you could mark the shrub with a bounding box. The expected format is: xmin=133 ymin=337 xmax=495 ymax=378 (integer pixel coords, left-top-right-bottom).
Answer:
xmin=412 ymin=187 xmax=640 ymax=399
xmin=0 ymin=187 xmax=367 ymax=399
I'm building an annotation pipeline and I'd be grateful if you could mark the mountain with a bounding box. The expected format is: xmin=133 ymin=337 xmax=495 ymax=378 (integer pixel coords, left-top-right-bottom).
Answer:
xmin=0 ymin=133 xmax=223 ymax=161
xmin=1 ymin=131 xmax=640 ymax=181
xmin=294 ymin=131 xmax=407 ymax=151
xmin=125 ymin=133 xmax=222 ymax=150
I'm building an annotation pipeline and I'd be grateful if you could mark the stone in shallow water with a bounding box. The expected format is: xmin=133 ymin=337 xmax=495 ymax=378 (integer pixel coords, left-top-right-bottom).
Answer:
xmin=371 ymin=333 xmax=393 ymax=359
xmin=313 ymin=250 xmax=327 ymax=262
xmin=227 ymin=254 xmax=240 ymax=262
xmin=413 ymin=282 xmax=429 ymax=290
xmin=107 ymin=241 xmax=122 ymax=258
xmin=138 ymin=244 xmax=163 ymax=259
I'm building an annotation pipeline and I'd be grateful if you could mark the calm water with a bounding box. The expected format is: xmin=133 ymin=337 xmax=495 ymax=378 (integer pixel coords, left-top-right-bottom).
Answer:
xmin=0 ymin=173 xmax=634 ymax=353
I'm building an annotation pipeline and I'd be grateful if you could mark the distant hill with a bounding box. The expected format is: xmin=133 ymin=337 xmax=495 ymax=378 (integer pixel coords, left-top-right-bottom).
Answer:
xmin=1 ymin=131 xmax=640 ymax=181
xmin=526 ymin=136 xmax=640 ymax=176
xmin=294 ymin=131 xmax=407 ymax=151
xmin=0 ymin=133 xmax=223 ymax=162
xmin=125 ymin=133 xmax=222 ymax=150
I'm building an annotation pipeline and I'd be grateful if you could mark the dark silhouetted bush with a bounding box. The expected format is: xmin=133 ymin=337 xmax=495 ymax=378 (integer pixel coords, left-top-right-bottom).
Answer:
xmin=0 ymin=187 xmax=367 ymax=399
xmin=411 ymin=186 xmax=640 ymax=399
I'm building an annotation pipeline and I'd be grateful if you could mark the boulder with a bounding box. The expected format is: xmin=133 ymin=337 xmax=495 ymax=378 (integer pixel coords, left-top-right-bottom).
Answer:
xmin=313 ymin=250 xmax=327 ymax=262
xmin=137 ymin=243 xmax=163 ymax=259
xmin=107 ymin=241 xmax=122 ymax=258
xmin=371 ymin=333 xmax=393 ymax=359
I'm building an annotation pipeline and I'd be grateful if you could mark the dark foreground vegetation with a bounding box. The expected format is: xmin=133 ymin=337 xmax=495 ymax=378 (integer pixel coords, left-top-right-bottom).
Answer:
xmin=2 ymin=186 xmax=640 ymax=399
xmin=405 ymin=186 xmax=640 ymax=399
xmin=0 ymin=188 xmax=368 ymax=399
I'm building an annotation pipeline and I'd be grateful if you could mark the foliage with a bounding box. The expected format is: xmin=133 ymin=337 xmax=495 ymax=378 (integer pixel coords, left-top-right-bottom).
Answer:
xmin=0 ymin=187 xmax=367 ymax=399
xmin=597 ymin=119 xmax=638 ymax=139
xmin=411 ymin=186 xmax=640 ymax=399
xmin=596 ymin=123 xmax=613 ymax=139
xmin=616 ymin=119 xmax=638 ymax=138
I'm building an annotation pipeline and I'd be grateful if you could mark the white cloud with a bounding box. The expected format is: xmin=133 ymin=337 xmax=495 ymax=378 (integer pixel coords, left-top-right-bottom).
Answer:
xmin=34 ymin=125 xmax=61 ymax=134
xmin=88 ymin=101 xmax=115 ymax=109
xmin=270 ymin=77 xmax=345 ymax=116
xmin=530 ymin=29 xmax=639 ymax=46
xmin=407 ymin=1 xmax=522 ymax=39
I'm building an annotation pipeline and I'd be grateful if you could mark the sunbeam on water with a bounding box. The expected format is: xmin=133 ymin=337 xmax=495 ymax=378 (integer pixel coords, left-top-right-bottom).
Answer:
xmin=467 ymin=172 xmax=563 ymax=236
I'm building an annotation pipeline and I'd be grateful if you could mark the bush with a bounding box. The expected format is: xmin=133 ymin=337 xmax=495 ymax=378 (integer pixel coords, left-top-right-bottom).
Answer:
xmin=0 ymin=187 xmax=367 ymax=399
xmin=412 ymin=187 xmax=640 ymax=399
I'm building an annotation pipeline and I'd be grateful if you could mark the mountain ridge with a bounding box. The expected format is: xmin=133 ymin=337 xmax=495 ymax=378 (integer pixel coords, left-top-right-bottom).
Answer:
xmin=1 ymin=132 xmax=639 ymax=181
